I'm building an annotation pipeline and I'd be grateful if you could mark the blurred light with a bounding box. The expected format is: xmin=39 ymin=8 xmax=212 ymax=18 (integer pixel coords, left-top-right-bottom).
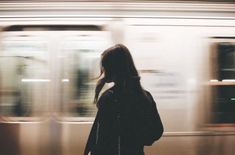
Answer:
xmin=21 ymin=79 xmax=51 ymax=82
xmin=210 ymin=79 xmax=218 ymax=82
xmin=62 ymin=79 xmax=69 ymax=82
xmin=222 ymin=79 xmax=235 ymax=82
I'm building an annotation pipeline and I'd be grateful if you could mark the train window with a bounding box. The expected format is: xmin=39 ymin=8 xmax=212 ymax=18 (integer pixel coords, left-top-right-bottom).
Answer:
xmin=217 ymin=43 xmax=235 ymax=80
xmin=0 ymin=35 xmax=50 ymax=117
xmin=209 ymin=40 xmax=235 ymax=124
xmin=59 ymin=34 xmax=109 ymax=118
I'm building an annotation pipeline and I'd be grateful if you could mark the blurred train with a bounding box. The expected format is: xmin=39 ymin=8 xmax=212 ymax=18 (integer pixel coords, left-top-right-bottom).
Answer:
xmin=0 ymin=1 xmax=235 ymax=155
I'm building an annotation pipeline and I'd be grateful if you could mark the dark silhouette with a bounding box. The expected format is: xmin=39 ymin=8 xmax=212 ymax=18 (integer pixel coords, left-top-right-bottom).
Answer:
xmin=84 ymin=44 xmax=163 ymax=155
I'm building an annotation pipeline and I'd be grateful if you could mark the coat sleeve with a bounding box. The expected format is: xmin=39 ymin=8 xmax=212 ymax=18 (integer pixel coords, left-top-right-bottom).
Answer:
xmin=83 ymin=92 xmax=108 ymax=155
xmin=145 ymin=91 xmax=164 ymax=140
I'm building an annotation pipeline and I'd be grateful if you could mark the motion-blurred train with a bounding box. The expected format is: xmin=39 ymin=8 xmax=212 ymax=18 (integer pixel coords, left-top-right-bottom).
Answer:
xmin=0 ymin=1 xmax=235 ymax=155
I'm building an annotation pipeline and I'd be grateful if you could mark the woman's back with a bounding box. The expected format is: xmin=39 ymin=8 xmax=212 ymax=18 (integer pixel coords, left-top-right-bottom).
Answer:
xmin=93 ymin=87 xmax=147 ymax=155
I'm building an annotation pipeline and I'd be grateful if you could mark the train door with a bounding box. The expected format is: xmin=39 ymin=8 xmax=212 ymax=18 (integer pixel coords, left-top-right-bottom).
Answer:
xmin=56 ymin=31 xmax=110 ymax=155
xmin=0 ymin=31 xmax=52 ymax=155
xmin=0 ymin=28 xmax=110 ymax=155
xmin=208 ymin=38 xmax=235 ymax=124
xmin=204 ymin=38 xmax=235 ymax=155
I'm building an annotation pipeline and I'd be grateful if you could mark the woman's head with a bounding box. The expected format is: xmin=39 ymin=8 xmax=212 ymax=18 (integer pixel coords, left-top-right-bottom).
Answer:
xmin=101 ymin=44 xmax=139 ymax=83
xmin=94 ymin=44 xmax=142 ymax=103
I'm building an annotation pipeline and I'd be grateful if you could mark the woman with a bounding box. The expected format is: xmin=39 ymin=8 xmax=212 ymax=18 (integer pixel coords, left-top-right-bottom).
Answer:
xmin=84 ymin=44 xmax=163 ymax=155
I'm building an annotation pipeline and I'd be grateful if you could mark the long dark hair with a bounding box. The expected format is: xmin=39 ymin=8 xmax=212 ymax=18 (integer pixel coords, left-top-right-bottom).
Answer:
xmin=94 ymin=44 xmax=148 ymax=104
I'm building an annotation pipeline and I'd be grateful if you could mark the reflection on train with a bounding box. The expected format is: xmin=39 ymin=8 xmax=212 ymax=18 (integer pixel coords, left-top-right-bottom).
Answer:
xmin=0 ymin=1 xmax=235 ymax=155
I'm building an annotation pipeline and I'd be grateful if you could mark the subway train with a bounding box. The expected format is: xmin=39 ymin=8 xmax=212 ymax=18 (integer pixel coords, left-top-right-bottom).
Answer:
xmin=0 ymin=1 xmax=235 ymax=155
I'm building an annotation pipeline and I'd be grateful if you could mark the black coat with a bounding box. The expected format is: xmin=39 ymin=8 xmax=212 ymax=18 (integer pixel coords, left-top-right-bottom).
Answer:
xmin=84 ymin=86 xmax=163 ymax=155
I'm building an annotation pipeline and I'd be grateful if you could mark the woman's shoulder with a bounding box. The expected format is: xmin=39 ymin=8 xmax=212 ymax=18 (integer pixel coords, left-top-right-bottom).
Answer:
xmin=97 ymin=87 xmax=115 ymax=108
xmin=144 ymin=90 xmax=153 ymax=98
xmin=143 ymin=90 xmax=158 ymax=108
